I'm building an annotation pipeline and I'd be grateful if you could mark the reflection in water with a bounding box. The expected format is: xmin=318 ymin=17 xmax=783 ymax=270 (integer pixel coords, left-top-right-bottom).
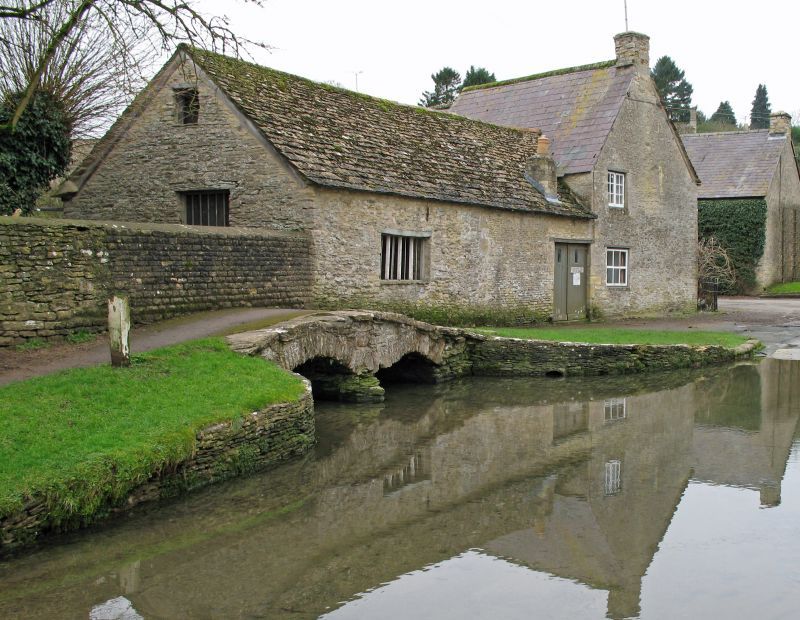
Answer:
xmin=0 ymin=360 xmax=799 ymax=619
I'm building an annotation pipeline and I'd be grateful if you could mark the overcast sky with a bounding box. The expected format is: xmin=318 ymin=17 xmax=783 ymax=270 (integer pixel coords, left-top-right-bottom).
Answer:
xmin=195 ymin=0 xmax=800 ymax=125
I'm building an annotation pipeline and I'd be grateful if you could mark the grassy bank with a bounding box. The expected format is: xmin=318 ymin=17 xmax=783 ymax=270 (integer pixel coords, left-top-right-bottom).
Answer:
xmin=475 ymin=327 xmax=750 ymax=348
xmin=765 ymin=281 xmax=800 ymax=295
xmin=0 ymin=338 xmax=305 ymax=522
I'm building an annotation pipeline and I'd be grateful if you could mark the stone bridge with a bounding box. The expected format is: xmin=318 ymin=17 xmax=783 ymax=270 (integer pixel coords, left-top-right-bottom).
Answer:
xmin=226 ymin=311 xmax=475 ymax=401
xmin=226 ymin=310 xmax=758 ymax=403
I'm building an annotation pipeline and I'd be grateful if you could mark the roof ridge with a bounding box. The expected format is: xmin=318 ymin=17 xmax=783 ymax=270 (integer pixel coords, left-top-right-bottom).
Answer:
xmin=683 ymin=129 xmax=770 ymax=137
xmin=460 ymin=59 xmax=616 ymax=93
xmin=185 ymin=46 xmax=541 ymax=139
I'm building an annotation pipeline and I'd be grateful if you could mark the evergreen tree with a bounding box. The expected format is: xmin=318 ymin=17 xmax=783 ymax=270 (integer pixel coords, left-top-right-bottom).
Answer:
xmin=710 ymin=101 xmax=737 ymax=127
xmin=419 ymin=67 xmax=461 ymax=108
xmin=461 ymin=66 xmax=496 ymax=90
xmin=749 ymin=84 xmax=771 ymax=129
xmin=651 ymin=56 xmax=693 ymax=122
xmin=0 ymin=90 xmax=71 ymax=215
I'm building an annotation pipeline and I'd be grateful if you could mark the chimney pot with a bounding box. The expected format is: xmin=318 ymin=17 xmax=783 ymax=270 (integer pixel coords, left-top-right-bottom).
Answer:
xmin=537 ymin=135 xmax=551 ymax=156
xmin=769 ymin=111 xmax=792 ymax=137
xmin=614 ymin=31 xmax=650 ymax=70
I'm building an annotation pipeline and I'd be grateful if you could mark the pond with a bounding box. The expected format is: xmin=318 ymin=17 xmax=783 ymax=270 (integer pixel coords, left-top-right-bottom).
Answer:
xmin=1 ymin=359 xmax=799 ymax=619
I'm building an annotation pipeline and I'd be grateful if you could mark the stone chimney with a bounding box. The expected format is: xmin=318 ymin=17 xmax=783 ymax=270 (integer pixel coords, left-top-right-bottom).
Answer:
xmin=526 ymin=135 xmax=558 ymax=199
xmin=769 ymin=111 xmax=792 ymax=137
xmin=614 ymin=31 xmax=650 ymax=70
xmin=676 ymin=107 xmax=698 ymax=135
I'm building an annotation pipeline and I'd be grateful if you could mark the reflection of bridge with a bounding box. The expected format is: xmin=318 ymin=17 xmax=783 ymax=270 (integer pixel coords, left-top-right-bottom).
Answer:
xmin=1 ymin=362 xmax=798 ymax=619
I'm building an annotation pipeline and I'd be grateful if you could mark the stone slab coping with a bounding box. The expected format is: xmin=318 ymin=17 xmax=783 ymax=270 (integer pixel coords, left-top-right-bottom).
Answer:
xmin=0 ymin=216 xmax=308 ymax=239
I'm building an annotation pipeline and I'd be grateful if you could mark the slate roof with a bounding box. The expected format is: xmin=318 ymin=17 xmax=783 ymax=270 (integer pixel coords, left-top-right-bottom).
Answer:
xmin=185 ymin=49 xmax=593 ymax=218
xmin=450 ymin=61 xmax=633 ymax=175
xmin=681 ymin=130 xmax=788 ymax=199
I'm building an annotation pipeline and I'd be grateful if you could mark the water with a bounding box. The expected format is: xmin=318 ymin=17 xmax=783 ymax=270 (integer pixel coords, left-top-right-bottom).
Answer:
xmin=1 ymin=360 xmax=799 ymax=619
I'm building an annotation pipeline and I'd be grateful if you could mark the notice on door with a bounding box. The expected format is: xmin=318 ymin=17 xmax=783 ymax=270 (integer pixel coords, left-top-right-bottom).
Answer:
xmin=572 ymin=272 xmax=581 ymax=286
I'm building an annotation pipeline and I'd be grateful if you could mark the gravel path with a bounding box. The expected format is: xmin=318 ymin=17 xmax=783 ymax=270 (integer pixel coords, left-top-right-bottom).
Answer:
xmin=0 ymin=308 xmax=306 ymax=387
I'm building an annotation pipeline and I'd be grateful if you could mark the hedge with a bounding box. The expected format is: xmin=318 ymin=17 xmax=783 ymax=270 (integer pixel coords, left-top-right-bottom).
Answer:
xmin=698 ymin=198 xmax=767 ymax=293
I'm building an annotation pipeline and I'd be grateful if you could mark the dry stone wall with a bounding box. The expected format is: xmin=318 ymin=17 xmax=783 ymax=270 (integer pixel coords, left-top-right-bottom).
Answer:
xmin=0 ymin=384 xmax=314 ymax=556
xmin=0 ymin=217 xmax=311 ymax=345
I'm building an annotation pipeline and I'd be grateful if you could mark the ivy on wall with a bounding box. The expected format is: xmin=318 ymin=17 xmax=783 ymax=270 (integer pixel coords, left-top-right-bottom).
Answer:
xmin=698 ymin=198 xmax=767 ymax=293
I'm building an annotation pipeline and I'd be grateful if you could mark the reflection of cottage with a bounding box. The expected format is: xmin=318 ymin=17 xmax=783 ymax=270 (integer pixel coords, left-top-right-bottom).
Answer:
xmin=681 ymin=115 xmax=800 ymax=290
xmin=450 ymin=31 xmax=700 ymax=317
xmin=58 ymin=33 xmax=695 ymax=321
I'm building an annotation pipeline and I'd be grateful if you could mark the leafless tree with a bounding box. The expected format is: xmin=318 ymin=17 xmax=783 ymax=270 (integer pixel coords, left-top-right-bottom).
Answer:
xmin=0 ymin=0 xmax=265 ymax=133
xmin=697 ymin=236 xmax=737 ymax=309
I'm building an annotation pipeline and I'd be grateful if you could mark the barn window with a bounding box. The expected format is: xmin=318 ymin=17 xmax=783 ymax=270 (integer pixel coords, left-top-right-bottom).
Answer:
xmin=381 ymin=233 xmax=426 ymax=281
xmin=175 ymin=88 xmax=200 ymax=124
xmin=182 ymin=190 xmax=229 ymax=226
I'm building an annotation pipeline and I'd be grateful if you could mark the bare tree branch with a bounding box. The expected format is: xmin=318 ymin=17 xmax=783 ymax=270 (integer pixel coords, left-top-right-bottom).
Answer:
xmin=1 ymin=0 xmax=267 ymax=131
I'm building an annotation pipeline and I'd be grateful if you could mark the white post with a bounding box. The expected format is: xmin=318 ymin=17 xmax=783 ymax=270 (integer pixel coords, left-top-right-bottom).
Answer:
xmin=108 ymin=295 xmax=131 ymax=367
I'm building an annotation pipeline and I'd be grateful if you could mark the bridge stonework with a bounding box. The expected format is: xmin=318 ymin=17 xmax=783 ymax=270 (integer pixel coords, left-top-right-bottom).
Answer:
xmin=226 ymin=311 xmax=758 ymax=403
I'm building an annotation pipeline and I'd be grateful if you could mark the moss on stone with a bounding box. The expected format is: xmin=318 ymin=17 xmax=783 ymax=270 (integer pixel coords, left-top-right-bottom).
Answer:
xmin=461 ymin=60 xmax=616 ymax=92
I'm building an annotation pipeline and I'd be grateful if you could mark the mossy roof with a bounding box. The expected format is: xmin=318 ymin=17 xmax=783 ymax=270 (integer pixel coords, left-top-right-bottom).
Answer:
xmin=682 ymin=130 xmax=790 ymax=199
xmin=450 ymin=60 xmax=633 ymax=175
xmin=185 ymin=48 xmax=592 ymax=218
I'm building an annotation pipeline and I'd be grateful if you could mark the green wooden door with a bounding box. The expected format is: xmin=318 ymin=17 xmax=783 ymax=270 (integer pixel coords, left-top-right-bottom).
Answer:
xmin=554 ymin=243 xmax=587 ymax=321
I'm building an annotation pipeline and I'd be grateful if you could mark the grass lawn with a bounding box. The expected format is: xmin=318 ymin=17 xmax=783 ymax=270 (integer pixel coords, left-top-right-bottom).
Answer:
xmin=765 ymin=281 xmax=800 ymax=294
xmin=0 ymin=338 xmax=305 ymax=520
xmin=475 ymin=327 xmax=750 ymax=348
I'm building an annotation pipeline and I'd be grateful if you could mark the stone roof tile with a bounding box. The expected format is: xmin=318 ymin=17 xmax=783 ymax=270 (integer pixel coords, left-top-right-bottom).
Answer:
xmin=681 ymin=130 xmax=786 ymax=198
xmin=450 ymin=62 xmax=633 ymax=175
xmin=187 ymin=49 xmax=592 ymax=219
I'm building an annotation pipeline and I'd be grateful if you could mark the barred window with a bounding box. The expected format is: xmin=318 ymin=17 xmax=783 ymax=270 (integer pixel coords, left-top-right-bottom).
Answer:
xmin=182 ymin=191 xmax=229 ymax=226
xmin=606 ymin=248 xmax=628 ymax=287
xmin=607 ymin=171 xmax=625 ymax=208
xmin=381 ymin=234 xmax=424 ymax=281
xmin=175 ymin=88 xmax=200 ymax=124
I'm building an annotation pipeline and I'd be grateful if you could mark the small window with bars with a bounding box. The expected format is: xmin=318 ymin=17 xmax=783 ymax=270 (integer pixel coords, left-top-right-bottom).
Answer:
xmin=604 ymin=460 xmax=622 ymax=496
xmin=604 ymin=398 xmax=627 ymax=422
xmin=175 ymin=88 xmax=200 ymax=124
xmin=182 ymin=191 xmax=229 ymax=226
xmin=606 ymin=248 xmax=628 ymax=287
xmin=607 ymin=171 xmax=625 ymax=208
xmin=381 ymin=233 xmax=425 ymax=281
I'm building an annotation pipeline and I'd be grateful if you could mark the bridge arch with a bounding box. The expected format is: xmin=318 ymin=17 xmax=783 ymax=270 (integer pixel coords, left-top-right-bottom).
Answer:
xmin=227 ymin=311 xmax=465 ymax=402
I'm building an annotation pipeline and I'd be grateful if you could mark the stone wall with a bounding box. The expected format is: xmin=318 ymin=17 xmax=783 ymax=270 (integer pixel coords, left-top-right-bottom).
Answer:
xmin=0 ymin=217 xmax=311 ymax=345
xmin=762 ymin=138 xmax=800 ymax=286
xmin=568 ymin=71 xmax=698 ymax=317
xmin=308 ymin=189 xmax=593 ymax=320
xmin=0 ymin=383 xmax=314 ymax=556
xmin=229 ymin=311 xmax=760 ymax=400
xmin=63 ymin=57 xmax=316 ymax=230
xmin=469 ymin=337 xmax=752 ymax=377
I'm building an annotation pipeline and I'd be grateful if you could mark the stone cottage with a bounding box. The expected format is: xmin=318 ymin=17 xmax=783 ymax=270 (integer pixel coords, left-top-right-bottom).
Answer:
xmin=450 ymin=32 xmax=700 ymax=317
xmin=58 ymin=35 xmax=695 ymax=321
xmin=681 ymin=113 xmax=800 ymax=290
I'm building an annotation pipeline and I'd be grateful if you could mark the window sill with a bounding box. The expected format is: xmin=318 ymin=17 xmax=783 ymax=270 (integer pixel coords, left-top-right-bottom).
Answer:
xmin=380 ymin=279 xmax=429 ymax=286
xmin=606 ymin=285 xmax=630 ymax=291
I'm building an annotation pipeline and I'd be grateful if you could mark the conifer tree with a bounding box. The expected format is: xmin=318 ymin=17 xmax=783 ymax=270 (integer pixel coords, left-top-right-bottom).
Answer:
xmin=710 ymin=101 xmax=737 ymax=127
xmin=651 ymin=56 xmax=693 ymax=122
xmin=419 ymin=67 xmax=461 ymax=108
xmin=461 ymin=66 xmax=496 ymax=90
xmin=749 ymin=84 xmax=771 ymax=129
